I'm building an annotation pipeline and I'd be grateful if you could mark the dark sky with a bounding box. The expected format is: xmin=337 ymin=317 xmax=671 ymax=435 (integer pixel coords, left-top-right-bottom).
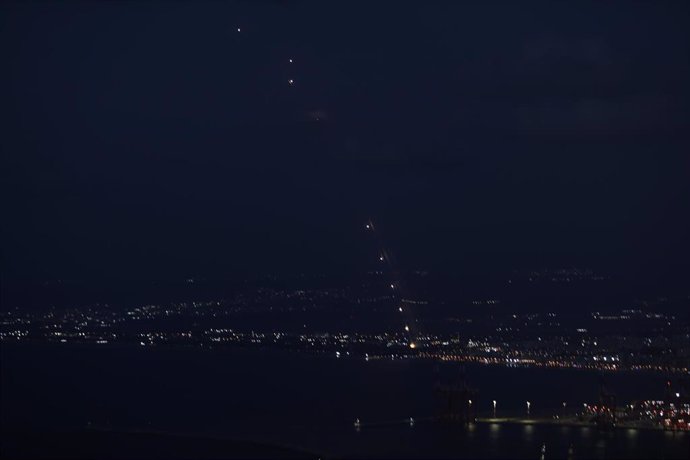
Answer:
xmin=2 ymin=1 xmax=689 ymax=283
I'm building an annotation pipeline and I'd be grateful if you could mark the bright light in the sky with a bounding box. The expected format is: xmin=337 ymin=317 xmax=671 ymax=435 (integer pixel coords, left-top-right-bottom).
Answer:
xmin=237 ymin=27 xmax=241 ymax=32
xmin=288 ymin=79 xmax=294 ymax=85
xmin=289 ymin=58 xmax=293 ymax=63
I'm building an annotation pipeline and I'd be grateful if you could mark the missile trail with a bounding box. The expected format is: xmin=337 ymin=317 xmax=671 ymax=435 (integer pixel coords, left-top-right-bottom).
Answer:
xmin=364 ymin=218 xmax=419 ymax=349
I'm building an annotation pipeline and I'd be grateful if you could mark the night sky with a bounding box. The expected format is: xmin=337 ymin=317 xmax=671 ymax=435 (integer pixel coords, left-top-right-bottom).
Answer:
xmin=2 ymin=1 xmax=689 ymax=284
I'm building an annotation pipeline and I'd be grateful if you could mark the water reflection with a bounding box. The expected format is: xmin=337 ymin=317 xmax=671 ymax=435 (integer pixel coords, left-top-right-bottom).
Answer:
xmin=489 ymin=423 xmax=501 ymax=440
xmin=594 ymin=438 xmax=607 ymax=460
xmin=523 ymin=424 xmax=534 ymax=442
xmin=466 ymin=422 xmax=476 ymax=438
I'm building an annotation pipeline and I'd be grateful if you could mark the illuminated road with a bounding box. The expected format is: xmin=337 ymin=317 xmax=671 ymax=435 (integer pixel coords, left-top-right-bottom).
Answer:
xmin=352 ymin=415 xmax=689 ymax=432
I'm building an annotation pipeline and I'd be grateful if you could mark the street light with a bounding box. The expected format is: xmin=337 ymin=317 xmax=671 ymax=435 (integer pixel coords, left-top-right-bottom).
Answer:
xmin=492 ymin=400 xmax=497 ymax=418
xmin=526 ymin=401 xmax=531 ymax=417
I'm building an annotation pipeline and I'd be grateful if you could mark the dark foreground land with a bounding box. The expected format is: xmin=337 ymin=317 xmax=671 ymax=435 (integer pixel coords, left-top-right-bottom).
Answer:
xmin=1 ymin=430 xmax=317 ymax=460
